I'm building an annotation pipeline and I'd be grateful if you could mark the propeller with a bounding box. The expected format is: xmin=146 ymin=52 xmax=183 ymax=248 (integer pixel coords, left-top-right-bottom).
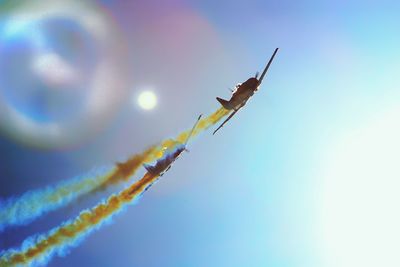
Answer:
xmin=255 ymin=72 xmax=259 ymax=79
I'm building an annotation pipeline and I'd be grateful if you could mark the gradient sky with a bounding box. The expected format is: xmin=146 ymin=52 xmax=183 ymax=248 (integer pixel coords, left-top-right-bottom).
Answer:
xmin=1 ymin=0 xmax=399 ymax=266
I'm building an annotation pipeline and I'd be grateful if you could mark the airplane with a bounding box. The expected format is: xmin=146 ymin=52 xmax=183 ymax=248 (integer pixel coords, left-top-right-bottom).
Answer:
xmin=143 ymin=114 xmax=202 ymax=177
xmin=213 ymin=48 xmax=279 ymax=135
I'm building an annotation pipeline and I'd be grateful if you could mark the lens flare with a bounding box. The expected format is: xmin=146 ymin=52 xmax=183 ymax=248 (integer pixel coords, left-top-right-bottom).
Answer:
xmin=0 ymin=0 xmax=130 ymax=148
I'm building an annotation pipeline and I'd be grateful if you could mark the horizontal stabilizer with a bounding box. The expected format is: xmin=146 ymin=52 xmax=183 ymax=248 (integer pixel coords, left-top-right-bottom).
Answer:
xmin=216 ymin=97 xmax=232 ymax=110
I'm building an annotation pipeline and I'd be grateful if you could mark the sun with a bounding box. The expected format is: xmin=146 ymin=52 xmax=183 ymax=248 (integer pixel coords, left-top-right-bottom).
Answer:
xmin=137 ymin=91 xmax=157 ymax=110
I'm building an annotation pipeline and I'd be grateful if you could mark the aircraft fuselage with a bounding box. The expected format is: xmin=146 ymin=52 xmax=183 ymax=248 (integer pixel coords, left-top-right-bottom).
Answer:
xmin=229 ymin=77 xmax=259 ymax=110
xmin=146 ymin=145 xmax=185 ymax=176
xmin=213 ymin=48 xmax=278 ymax=134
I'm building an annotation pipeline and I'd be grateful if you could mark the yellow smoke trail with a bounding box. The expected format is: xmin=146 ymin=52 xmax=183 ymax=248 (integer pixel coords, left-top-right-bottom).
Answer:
xmin=0 ymin=172 xmax=159 ymax=267
xmin=107 ymin=107 xmax=228 ymax=183
xmin=0 ymin=107 xmax=229 ymax=266
xmin=159 ymin=107 xmax=229 ymax=148
xmin=0 ymin=107 xmax=228 ymax=231
xmin=64 ymin=106 xmax=228 ymax=200
xmin=53 ymin=145 xmax=159 ymax=199
xmin=110 ymin=107 xmax=229 ymax=176
xmin=0 ymin=146 xmax=158 ymax=231
xmin=70 ymin=107 xmax=229 ymax=197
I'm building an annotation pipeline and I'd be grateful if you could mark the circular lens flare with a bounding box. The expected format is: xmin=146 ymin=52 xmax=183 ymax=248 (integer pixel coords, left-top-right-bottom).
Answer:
xmin=0 ymin=0 xmax=130 ymax=148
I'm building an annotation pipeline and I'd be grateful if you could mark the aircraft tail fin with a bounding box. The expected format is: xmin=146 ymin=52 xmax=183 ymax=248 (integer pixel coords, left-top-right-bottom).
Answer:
xmin=216 ymin=97 xmax=233 ymax=110
xmin=143 ymin=163 xmax=156 ymax=174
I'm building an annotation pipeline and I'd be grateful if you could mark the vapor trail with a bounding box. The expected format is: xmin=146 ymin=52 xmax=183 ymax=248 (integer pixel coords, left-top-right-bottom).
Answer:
xmin=0 ymin=172 xmax=159 ymax=267
xmin=0 ymin=107 xmax=228 ymax=233
xmin=0 ymin=146 xmax=157 ymax=232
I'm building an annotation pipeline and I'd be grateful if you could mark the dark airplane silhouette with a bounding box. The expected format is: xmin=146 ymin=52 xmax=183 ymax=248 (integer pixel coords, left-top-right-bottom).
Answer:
xmin=213 ymin=48 xmax=279 ymax=135
xmin=143 ymin=114 xmax=202 ymax=177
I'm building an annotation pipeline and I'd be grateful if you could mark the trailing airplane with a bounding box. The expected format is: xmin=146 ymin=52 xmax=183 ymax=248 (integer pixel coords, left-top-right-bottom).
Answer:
xmin=213 ymin=48 xmax=279 ymax=135
xmin=143 ymin=114 xmax=202 ymax=177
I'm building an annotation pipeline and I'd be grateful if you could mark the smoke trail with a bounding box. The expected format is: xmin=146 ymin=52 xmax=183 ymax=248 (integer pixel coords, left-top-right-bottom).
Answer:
xmin=0 ymin=107 xmax=229 ymax=266
xmin=0 ymin=146 xmax=157 ymax=232
xmin=0 ymin=172 xmax=159 ymax=267
xmin=0 ymin=107 xmax=228 ymax=232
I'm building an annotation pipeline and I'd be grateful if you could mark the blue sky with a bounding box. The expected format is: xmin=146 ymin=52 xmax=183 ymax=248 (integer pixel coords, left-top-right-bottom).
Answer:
xmin=1 ymin=1 xmax=399 ymax=266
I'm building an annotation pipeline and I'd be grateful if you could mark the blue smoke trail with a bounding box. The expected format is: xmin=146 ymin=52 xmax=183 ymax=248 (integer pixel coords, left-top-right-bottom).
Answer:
xmin=0 ymin=166 xmax=112 ymax=232
xmin=0 ymin=172 xmax=159 ymax=267
xmin=0 ymin=145 xmax=158 ymax=232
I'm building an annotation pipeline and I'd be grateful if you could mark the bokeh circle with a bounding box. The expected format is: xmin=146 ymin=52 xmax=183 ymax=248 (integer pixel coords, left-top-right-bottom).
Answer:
xmin=0 ymin=0 xmax=130 ymax=148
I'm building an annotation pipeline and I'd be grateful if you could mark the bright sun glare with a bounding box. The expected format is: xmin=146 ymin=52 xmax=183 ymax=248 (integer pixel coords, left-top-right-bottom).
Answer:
xmin=319 ymin=106 xmax=400 ymax=267
xmin=137 ymin=90 xmax=157 ymax=110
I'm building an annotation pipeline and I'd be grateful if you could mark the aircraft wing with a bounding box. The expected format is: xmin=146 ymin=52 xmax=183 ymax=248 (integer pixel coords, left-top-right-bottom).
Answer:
xmin=258 ymin=48 xmax=279 ymax=85
xmin=213 ymin=107 xmax=241 ymax=135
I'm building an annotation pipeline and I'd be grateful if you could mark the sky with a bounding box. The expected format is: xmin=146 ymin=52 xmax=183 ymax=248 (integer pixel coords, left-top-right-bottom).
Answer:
xmin=0 ymin=0 xmax=399 ymax=266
